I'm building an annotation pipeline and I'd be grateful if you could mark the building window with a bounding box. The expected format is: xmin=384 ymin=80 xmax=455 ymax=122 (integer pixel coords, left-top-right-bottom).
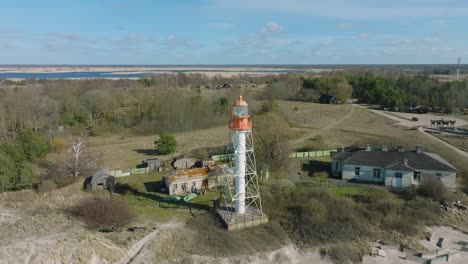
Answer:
xmin=174 ymin=184 xmax=178 ymax=190
xmin=435 ymin=173 xmax=442 ymax=177
xmin=192 ymin=181 xmax=196 ymax=187
xmin=335 ymin=162 xmax=339 ymax=171
xmin=355 ymin=167 xmax=360 ymax=176
xmin=413 ymin=172 xmax=421 ymax=181
xmin=395 ymin=172 xmax=403 ymax=178
xmin=373 ymin=169 xmax=381 ymax=178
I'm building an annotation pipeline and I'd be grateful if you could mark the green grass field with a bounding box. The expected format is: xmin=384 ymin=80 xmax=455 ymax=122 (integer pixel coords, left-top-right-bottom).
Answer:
xmin=117 ymin=173 xmax=219 ymax=222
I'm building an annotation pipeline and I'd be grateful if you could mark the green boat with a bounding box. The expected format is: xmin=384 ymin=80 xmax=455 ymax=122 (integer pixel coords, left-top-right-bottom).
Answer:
xmin=183 ymin=193 xmax=197 ymax=202
xmin=163 ymin=196 xmax=181 ymax=202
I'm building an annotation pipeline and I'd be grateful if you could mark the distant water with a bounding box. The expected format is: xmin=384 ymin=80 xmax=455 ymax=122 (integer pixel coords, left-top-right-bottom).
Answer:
xmin=0 ymin=69 xmax=305 ymax=79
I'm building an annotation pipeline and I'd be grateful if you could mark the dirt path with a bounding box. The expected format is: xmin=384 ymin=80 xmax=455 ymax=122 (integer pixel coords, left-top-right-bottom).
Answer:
xmin=117 ymin=222 xmax=183 ymax=264
xmin=365 ymin=108 xmax=467 ymax=128
xmin=291 ymin=104 xmax=357 ymax=147
xmin=294 ymin=104 xmax=344 ymax=115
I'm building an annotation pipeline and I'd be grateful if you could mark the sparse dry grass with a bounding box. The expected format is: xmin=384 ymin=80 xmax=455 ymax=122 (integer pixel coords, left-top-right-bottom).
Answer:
xmin=277 ymin=100 xmax=351 ymax=129
xmin=0 ymin=183 xmax=131 ymax=263
xmin=48 ymin=125 xmax=227 ymax=169
xmin=434 ymin=135 xmax=468 ymax=152
xmin=278 ymin=100 xmax=468 ymax=191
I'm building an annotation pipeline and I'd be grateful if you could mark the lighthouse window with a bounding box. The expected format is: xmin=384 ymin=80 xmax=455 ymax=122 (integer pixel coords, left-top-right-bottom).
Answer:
xmin=233 ymin=106 xmax=248 ymax=116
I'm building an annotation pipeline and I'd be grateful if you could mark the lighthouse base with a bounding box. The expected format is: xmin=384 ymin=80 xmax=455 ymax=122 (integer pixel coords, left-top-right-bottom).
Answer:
xmin=216 ymin=206 xmax=268 ymax=231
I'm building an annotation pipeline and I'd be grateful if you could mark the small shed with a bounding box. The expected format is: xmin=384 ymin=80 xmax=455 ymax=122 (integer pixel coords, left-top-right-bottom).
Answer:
xmin=91 ymin=169 xmax=116 ymax=190
xmin=173 ymin=157 xmax=196 ymax=170
xmin=319 ymin=94 xmax=337 ymax=104
xmin=146 ymin=158 xmax=161 ymax=172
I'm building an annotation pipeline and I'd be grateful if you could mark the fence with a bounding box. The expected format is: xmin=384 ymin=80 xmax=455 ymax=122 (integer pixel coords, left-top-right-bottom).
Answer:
xmin=109 ymin=167 xmax=148 ymax=178
xmin=288 ymin=149 xmax=336 ymax=158
xmin=212 ymin=154 xmax=234 ymax=162
xmin=211 ymin=149 xmax=336 ymax=161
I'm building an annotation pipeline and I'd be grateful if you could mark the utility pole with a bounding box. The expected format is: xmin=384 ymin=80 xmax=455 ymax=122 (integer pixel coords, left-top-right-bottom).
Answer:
xmin=456 ymin=57 xmax=461 ymax=81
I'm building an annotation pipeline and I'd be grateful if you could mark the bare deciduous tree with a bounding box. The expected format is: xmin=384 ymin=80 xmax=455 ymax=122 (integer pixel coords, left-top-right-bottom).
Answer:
xmin=70 ymin=133 xmax=102 ymax=177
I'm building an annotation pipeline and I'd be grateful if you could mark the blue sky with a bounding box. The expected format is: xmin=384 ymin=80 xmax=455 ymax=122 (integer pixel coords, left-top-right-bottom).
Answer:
xmin=1 ymin=0 xmax=467 ymax=64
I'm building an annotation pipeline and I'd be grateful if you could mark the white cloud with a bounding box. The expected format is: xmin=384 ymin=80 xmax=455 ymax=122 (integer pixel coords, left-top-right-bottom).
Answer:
xmin=233 ymin=21 xmax=285 ymax=48
xmin=259 ymin=21 xmax=284 ymax=35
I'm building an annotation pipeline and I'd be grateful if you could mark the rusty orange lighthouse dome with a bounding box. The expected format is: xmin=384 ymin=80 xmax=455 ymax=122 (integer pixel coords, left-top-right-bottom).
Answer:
xmin=229 ymin=96 xmax=252 ymax=131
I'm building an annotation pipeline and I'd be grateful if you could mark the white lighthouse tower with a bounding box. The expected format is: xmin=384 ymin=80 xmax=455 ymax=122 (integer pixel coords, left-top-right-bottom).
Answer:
xmin=222 ymin=96 xmax=264 ymax=223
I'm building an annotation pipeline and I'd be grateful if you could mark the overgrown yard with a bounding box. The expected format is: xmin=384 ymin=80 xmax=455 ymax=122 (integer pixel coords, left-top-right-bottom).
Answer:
xmin=117 ymin=173 xmax=219 ymax=222
xmin=327 ymin=186 xmax=364 ymax=197
xmin=260 ymin=183 xmax=467 ymax=263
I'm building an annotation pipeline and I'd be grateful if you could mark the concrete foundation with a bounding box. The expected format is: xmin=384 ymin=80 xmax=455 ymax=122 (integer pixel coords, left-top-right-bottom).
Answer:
xmin=216 ymin=206 xmax=268 ymax=231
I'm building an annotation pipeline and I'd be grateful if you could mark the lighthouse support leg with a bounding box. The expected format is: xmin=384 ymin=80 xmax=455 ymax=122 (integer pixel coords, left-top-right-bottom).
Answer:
xmin=234 ymin=131 xmax=246 ymax=214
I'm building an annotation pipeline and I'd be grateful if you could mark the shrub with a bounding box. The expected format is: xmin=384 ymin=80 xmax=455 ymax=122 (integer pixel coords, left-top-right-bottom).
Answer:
xmin=192 ymin=148 xmax=209 ymax=160
xmin=263 ymin=185 xmax=373 ymax=247
xmin=16 ymin=129 xmax=49 ymax=162
xmin=36 ymin=179 xmax=57 ymax=192
xmin=418 ymin=176 xmax=447 ymax=201
xmin=382 ymin=212 xmax=419 ymax=235
xmin=49 ymin=137 xmax=66 ymax=152
xmin=154 ymin=132 xmax=177 ymax=155
xmin=0 ymin=146 xmax=36 ymax=191
xmin=0 ymin=151 xmax=19 ymax=191
xmin=74 ymin=196 xmax=134 ymax=229
xmin=38 ymin=164 xmax=77 ymax=189
xmin=323 ymin=242 xmax=368 ymax=264
xmin=253 ymin=113 xmax=292 ymax=170
xmin=259 ymin=99 xmax=278 ymax=113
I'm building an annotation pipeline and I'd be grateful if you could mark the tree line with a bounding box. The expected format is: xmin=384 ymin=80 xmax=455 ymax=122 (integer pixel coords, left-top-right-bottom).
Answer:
xmin=295 ymin=73 xmax=468 ymax=112
xmin=0 ymin=76 xmax=251 ymax=142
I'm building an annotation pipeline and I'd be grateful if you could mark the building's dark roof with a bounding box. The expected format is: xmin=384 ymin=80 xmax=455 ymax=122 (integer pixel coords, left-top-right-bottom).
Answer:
xmin=91 ymin=168 xmax=109 ymax=183
xmin=384 ymin=161 xmax=415 ymax=171
xmin=331 ymin=150 xmax=354 ymax=160
xmin=332 ymin=149 xmax=457 ymax=172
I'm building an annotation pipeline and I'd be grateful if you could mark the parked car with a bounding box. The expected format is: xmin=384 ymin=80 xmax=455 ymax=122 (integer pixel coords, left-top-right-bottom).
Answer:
xmin=412 ymin=117 xmax=419 ymax=121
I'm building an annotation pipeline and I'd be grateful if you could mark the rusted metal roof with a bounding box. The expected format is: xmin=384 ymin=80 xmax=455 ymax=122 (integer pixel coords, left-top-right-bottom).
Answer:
xmin=164 ymin=167 xmax=209 ymax=183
